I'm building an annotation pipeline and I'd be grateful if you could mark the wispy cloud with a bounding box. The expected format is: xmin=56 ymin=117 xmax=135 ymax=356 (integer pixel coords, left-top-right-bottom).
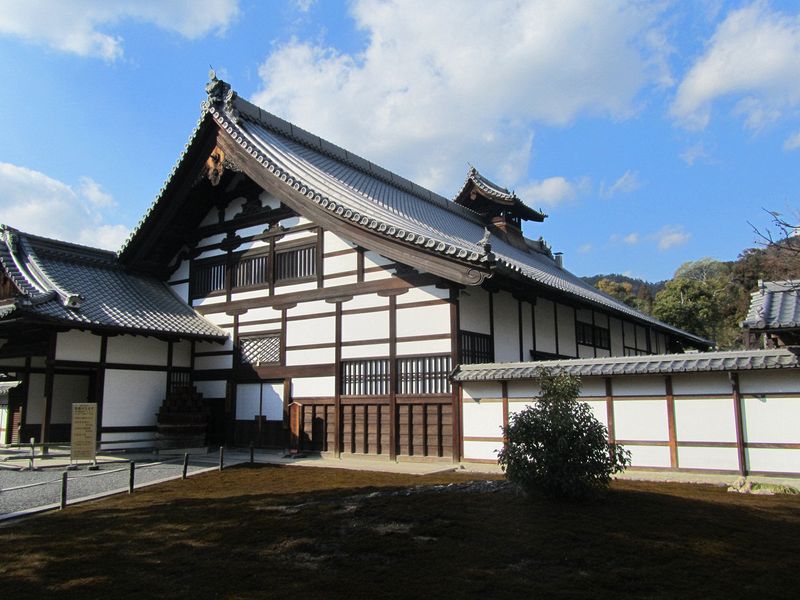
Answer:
xmin=0 ymin=162 xmax=129 ymax=250
xmin=610 ymin=232 xmax=640 ymax=245
xmin=783 ymin=131 xmax=800 ymax=151
xmin=517 ymin=176 xmax=590 ymax=208
xmin=0 ymin=0 xmax=240 ymax=61
xmin=680 ymin=142 xmax=713 ymax=166
xmin=601 ymin=170 xmax=642 ymax=198
xmin=651 ymin=225 xmax=691 ymax=250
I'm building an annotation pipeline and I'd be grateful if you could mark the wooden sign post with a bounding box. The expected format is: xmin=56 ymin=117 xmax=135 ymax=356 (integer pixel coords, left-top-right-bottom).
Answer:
xmin=70 ymin=403 xmax=97 ymax=464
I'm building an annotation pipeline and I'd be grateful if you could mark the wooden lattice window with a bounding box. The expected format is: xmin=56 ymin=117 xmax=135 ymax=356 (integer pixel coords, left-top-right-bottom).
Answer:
xmin=191 ymin=259 xmax=226 ymax=298
xmin=594 ymin=325 xmax=610 ymax=350
xmin=576 ymin=321 xmax=594 ymax=346
xmin=234 ymin=253 xmax=269 ymax=288
xmin=275 ymin=245 xmax=316 ymax=282
xmin=240 ymin=335 xmax=281 ymax=366
xmin=397 ymin=355 xmax=452 ymax=395
xmin=459 ymin=330 xmax=493 ymax=364
xmin=341 ymin=358 xmax=390 ymax=395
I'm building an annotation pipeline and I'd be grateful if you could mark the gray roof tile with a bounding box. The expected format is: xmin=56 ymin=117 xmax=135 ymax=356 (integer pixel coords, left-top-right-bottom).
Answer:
xmin=451 ymin=347 xmax=800 ymax=381
xmin=742 ymin=280 xmax=800 ymax=330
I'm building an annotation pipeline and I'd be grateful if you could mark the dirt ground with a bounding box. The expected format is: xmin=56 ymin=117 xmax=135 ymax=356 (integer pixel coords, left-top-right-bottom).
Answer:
xmin=1 ymin=464 xmax=798 ymax=599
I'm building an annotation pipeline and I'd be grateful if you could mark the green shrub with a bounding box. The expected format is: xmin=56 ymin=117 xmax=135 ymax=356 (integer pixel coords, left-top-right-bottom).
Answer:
xmin=497 ymin=369 xmax=631 ymax=501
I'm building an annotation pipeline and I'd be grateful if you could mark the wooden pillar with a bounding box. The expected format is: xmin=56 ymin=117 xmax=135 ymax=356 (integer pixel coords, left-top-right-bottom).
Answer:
xmin=450 ymin=287 xmax=462 ymax=462
xmin=665 ymin=375 xmax=678 ymax=469
xmin=333 ymin=301 xmax=342 ymax=458
xmin=40 ymin=332 xmax=57 ymax=449
xmin=604 ymin=377 xmax=615 ymax=446
xmin=517 ymin=300 xmax=523 ymax=361
xmin=388 ymin=295 xmax=398 ymax=461
xmin=501 ymin=381 xmax=509 ymax=447
xmin=730 ymin=372 xmax=748 ymax=477
xmin=165 ymin=340 xmax=174 ymax=400
xmin=95 ymin=335 xmax=108 ymax=442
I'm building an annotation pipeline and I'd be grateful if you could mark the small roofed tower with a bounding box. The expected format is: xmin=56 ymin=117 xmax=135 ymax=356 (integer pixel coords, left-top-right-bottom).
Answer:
xmin=453 ymin=167 xmax=546 ymax=251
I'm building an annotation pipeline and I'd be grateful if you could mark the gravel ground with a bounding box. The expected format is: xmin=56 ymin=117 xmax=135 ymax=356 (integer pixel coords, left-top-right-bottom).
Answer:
xmin=0 ymin=456 xmax=222 ymax=516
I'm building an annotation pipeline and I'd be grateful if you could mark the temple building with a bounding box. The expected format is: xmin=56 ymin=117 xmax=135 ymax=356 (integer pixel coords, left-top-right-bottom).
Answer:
xmin=0 ymin=75 xmax=710 ymax=459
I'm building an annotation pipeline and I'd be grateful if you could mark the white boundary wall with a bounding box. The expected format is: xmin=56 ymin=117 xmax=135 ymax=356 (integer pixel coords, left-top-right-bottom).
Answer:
xmin=461 ymin=368 xmax=800 ymax=477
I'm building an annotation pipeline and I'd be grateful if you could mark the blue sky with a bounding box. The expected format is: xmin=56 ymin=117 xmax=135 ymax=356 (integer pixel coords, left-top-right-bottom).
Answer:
xmin=1 ymin=0 xmax=798 ymax=282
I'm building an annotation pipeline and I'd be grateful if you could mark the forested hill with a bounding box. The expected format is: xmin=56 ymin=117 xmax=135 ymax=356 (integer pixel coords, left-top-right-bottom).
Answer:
xmin=580 ymin=274 xmax=666 ymax=296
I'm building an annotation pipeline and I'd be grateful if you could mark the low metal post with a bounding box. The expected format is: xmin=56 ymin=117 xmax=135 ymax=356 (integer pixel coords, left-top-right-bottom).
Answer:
xmin=249 ymin=442 xmax=254 ymax=465
xmin=29 ymin=437 xmax=35 ymax=470
xmin=60 ymin=471 xmax=68 ymax=509
xmin=219 ymin=446 xmax=224 ymax=472
xmin=182 ymin=453 xmax=189 ymax=480
xmin=128 ymin=461 xmax=135 ymax=494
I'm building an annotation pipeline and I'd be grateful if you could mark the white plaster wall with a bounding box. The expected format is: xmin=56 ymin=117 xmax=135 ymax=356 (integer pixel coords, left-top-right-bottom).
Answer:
xmin=56 ymin=330 xmax=101 ymax=363
xmin=584 ymin=400 xmax=608 ymax=428
xmin=557 ymin=303 xmax=577 ymax=357
xmin=396 ymin=338 xmax=451 ymax=356
xmin=579 ymin=378 xmax=607 ymax=397
xmin=464 ymin=440 xmax=503 ymax=461
xmin=238 ymin=324 xmax=281 ymax=335
xmin=239 ymin=306 xmax=281 ymax=324
xmin=508 ymin=399 xmax=536 ymax=417
xmin=742 ymin=396 xmax=800 ymax=443
xmin=102 ymin=370 xmax=167 ymax=427
xmin=26 ymin=373 xmax=46 ymax=424
xmin=259 ymin=191 xmax=281 ymax=210
xmin=231 ymin=289 xmax=270 ymax=302
xmin=286 ymin=316 xmax=335 ymax=345
xmin=507 ymin=381 xmax=541 ymax=398
xmin=396 ymin=304 xmax=450 ymax=338
xmin=107 ymin=336 xmax=168 ymax=366
xmin=623 ymin=321 xmax=635 ymax=348
xmin=276 ymin=281 xmax=317 ymax=294
xmin=192 ymin=296 xmax=227 ymax=308
xmin=196 ymin=339 xmax=234 ymax=353
xmin=236 ymin=224 xmax=268 ymax=238
xmin=199 ymin=207 xmax=218 ymax=227
xmin=746 ymin=448 xmax=800 ymax=473
xmin=493 ymin=292 xmax=520 ymax=363
xmin=170 ymin=260 xmax=190 ymax=282
xmin=397 ymin=285 xmax=449 ymax=304
xmin=51 ymin=374 xmax=91 ymax=423
xmin=195 ymin=248 xmax=227 ymax=260
xmin=462 ymin=382 xmax=502 ymax=400
xmin=627 ymin=445 xmax=672 ymax=468
xmin=279 ymin=221 xmax=314 ymax=235
xmin=290 ymin=300 xmax=334 ymax=317
xmin=328 ymin=274 xmax=358 ymax=285
xmin=236 ymin=240 xmax=269 ymax=253
xmin=739 ymin=371 xmax=800 ymax=394
xmin=613 ymin=400 xmax=669 ymax=441
xmin=195 ymin=380 xmax=227 ymax=398
xmin=672 ymin=372 xmax=730 ymax=395
xmin=520 ymin=302 xmax=533 ymax=358
xmin=201 ymin=312 xmax=231 ymax=327
xmin=324 ymin=231 xmax=353 ymax=253
xmin=612 ymin=376 xmax=665 ymax=397
xmin=459 ymin=287 xmax=490 ymax=335
xmin=462 ymin=400 xmax=504 ymax=438
xmin=343 ymin=294 xmax=387 ymax=310
xmin=224 ymin=197 xmax=246 ymax=221
xmin=173 ymin=341 xmax=192 ymax=368
xmin=678 ymin=447 xmax=740 ymax=471
xmin=286 ymin=348 xmax=335 ymax=365
xmin=194 ymin=355 xmax=233 ymax=370
xmin=674 ymin=399 xmax=736 ymax=442
xmin=292 ymin=376 xmax=335 ymax=397
xmin=364 ymin=269 xmax=394 ymax=282
xmin=325 ymin=254 xmax=356 ymax=275
xmin=534 ymin=299 xmax=556 ymax=354
xmin=170 ymin=282 xmax=189 ymax=302
xmin=237 ymin=382 xmax=284 ymax=421
xmin=341 ymin=343 xmax=389 ymax=359
xmin=364 ymin=251 xmax=394 ymax=268
xmin=342 ymin=310 xmax=389 ymax=342
xmin=196 ymin=233 xmax=226 ymax=248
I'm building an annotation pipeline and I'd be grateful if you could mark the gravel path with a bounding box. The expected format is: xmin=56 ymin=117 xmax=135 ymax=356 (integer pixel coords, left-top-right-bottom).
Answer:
xmin=0 ymin=456 xmax=222 ymax=517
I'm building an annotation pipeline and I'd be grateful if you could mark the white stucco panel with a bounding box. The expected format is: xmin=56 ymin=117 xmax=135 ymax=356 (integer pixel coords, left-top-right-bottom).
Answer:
xmin=742 ymin=396 xmax=800 ymax=443
xmin=325 ymin=253 xmax=356 ymax=275
xmin=396 ymin=304 xmax=450 ymax=338
xmin=292 ymin=376 xmax=335 ymax=397
xmin=556 ymin=303 xmax=576 ymax=358
xmin=613 ymin=399 xmax=669 ymax=441
xmin=674 ymin=399 xmax=736 ymax=442
xmin=194 ymin=380 xmax=227 ymax=398
xmin=493 ymin=291 xmax=519 ymax=363
xmin=173 ymin=341 xmax=192 ymax=368
xmin=396 ymin=338 xmax=451 ymax=356
xmin=672 ymin=372 xmax=731 ymax=396
xmin=194 ymin=354 xmax=233 ymax=370
xmin=534 ymin=299 xmax=556 ymax=354
xmin=236 ymin=382 xmax=284 ymax=421
xmin=341 ymin=343 xmax=390 ymax=359
xmin=55 ymin=330 xmax=102 ymax=363
xmin=287 ymin=316 xmax=335 ymax=345
xmin=459 ymin=287 xmax=490 ymax=335
xmin=103 ymin=370 xmax=167 ymax=427
xmin=286 ymin=348 xmax=335 ymax=365
xmin=739 ymin=371 xmax=800 ymax=394
xmin=25 ymin=373 xmax=46 ymax=424
xmin=51 ymin=374 xmax=91 ymax=423
xmin=107 ymin=336 xmax=168 ymax=366
xmin=677 ymin=446 xmax=740 ymax=471
xmin=462 ymin=400 xmax=504 ymax=438
xmin=627 ymin=444 xmax=672 ymax=468
xmin=746 ymin=448 xmax=800 ymax=473
xmin=323 ymin=231 xmax=353 ymax=253
xmin=464 ymin=440 xmax=503 ymax=461
xmin=342 ymin=310 xmax=389 ymax=342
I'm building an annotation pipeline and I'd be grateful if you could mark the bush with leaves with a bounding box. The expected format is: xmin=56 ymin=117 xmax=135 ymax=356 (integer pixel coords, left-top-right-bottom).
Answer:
xmin=498 ymin=369 xmax=631 ymax=501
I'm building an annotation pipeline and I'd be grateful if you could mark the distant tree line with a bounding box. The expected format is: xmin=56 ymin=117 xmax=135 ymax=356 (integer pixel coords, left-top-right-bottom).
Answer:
xmin=584 ymin=232 xmax=800 ymax=349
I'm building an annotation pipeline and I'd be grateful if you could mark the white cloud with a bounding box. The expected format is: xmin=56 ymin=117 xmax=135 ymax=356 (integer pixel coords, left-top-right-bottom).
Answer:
xmin=517 ymin=176 xmax=589 ymax=208
xmin=623 ymin=232 xmax=640 ymax=245
xmin=601 ymin=170 xmax=642 ymax=198
xmin=292 ymin=0 xmax=316 ymax=12
xmin=783 ymin=131 xmax=800 ymax=151
xmin=578 ymin=243 xmax=593 ymax=254
xmin=651 ymin=225 xmax=691 ymax=250
xmin=0 ymin=162 xmax=129 ymax=250
xmin=252 ymin=0 xmax=666 ymax=194
xmin=0 ymin=0 xmax=239 ymax=61
xmin=680 ymin=142 xmax=712 ymax=166
xmin=671 ymin=2 xmax=800 ymax=130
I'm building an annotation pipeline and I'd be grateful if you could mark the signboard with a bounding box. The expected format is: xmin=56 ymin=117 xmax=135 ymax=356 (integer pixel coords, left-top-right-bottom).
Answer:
xmin=71 ymin=403 xmax=97 ymax=462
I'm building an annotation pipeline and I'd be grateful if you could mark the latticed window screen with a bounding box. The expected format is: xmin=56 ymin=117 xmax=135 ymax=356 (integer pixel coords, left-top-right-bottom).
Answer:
xmin=191 ymin=261 xmax=226 ymax=297
xmin=397 ymin=355 xmax=452 ymax=395
xmin=341 ymin=359 xmax=390 ymax=395
xmin=234 ymin=254 xmax=269 ymax=288
xmin=275 ymin=245 xmax=316 ymax=281
xmin=576 ymin=321 xmax=594 ymax=346
xmin=459 ymin=330 xmax=493 ymax=364
xmin=240 ymin=335 xmax=281 ymax=366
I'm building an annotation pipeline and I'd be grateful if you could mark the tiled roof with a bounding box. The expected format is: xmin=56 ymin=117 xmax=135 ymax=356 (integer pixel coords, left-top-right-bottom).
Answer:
xmin=451 ymin=347 xmax=800 ymax=381
xmin=742 ymin=280 xmax=800 ymax=330
xmin=453 ymin=167 xmax=547 ymax=222
xmin=186 ymin=79 xmax=709 ymax=347
xmin=0 ymin=226 xmax=226 ymax=341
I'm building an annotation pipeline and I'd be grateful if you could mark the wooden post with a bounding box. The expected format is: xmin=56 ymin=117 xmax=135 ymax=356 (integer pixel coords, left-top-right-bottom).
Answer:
xmin=249 ymin=441 xmax=254 ymax=465
xmin=128 ymin=461 xmax=135 ymax=494
xmin=41 ymin=332 xmax=57 ymax=454
xmin=501 ymin=381 xmax=509 ymax=447
xmin=388 ymin=295 xmax=398 ymax=461
xmin=665 ymin=375 xmax=678 ymax=469
xmin=730 ymin=372 xmax=748 ymax=477
xmin=60 ymin=471 xmax=68 ymax=509
xmin=604 ymin=377 xmax=616 ymax=457
xmin=333 ymin=301 xmax=343 ymax=458
xmin=182 ymin=453 xmax=189 ymax=479
xmin=449 ymin=287 xmax=462 ymax=462
xmin=219 ymin=446 xmax=224 ymax=471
